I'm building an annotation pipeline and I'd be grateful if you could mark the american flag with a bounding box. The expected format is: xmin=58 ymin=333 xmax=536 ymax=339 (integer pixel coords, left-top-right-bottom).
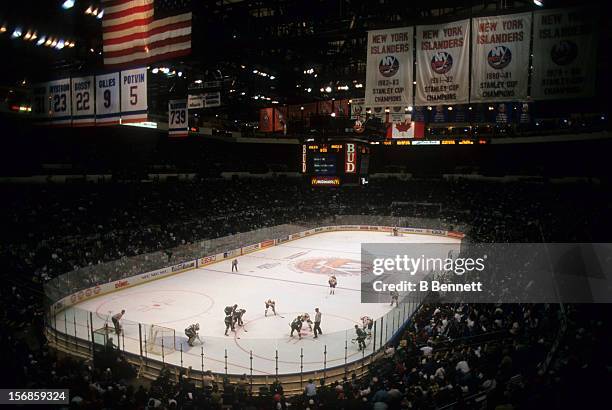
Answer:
xmin=102 ymin=0 xmax=192 ymax=68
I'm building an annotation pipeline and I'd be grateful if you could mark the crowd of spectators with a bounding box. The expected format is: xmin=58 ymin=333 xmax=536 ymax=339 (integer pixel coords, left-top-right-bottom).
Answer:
xmin=1 ymin=176 xmax=610 ymax=409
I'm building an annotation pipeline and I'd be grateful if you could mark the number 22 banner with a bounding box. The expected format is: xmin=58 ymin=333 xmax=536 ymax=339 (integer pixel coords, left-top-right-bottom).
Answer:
xmin=95 ymin=72 xmax=120 ymax=126
xmin=120 ymin=67 xmax=148 ymax=123
xmin=71 ymin=76 xmax=95 ymax=127
xmin=168 ymin=100 xmax=188 ymax=138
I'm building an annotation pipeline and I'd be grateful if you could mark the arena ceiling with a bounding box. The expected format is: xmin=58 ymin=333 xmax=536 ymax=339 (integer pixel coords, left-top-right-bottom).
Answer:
xmin=0 ymin=0 xmax=602 ymax=119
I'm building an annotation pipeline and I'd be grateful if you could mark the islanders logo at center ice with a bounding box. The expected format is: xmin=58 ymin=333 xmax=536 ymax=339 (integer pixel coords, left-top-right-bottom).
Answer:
xmin=292 ymin=257 xmax=363 ymax=276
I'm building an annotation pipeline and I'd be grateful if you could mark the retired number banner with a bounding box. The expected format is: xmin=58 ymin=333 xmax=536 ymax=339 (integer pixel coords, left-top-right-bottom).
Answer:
xmin=47 ymin=79 xmax=72 ymax=126
xmin=71 ymin=76 xmax=95 ymax=127
xmin=95 ymin=72 xmax=120 ymax=126
xmin=168 ymin=100 xmax=188 ymax=138
xmin=416 ymin=19 xmax=470 ymax=105
xmin=531 ymin=8 xmax=596 ymax=100
xmin=471 ymin=12 xmax=532 ymax=102
xmin=365 ymin=27 xmax=413 ymax=108
xmin=120 ymin=67 xmax=148 ymax=123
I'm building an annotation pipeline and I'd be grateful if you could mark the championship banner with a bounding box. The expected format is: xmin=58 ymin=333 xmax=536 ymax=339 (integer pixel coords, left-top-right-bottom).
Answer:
xmin=317 ymin=100 xmax=333 ymax=115
xmin=333 ymin=99 xmax=350 ymax=117
xmin=350 ymin=98 xmax=365 ymax=120
xmin=259 ymin=108 xmax=274 ymax=132
xmin=168 ymin=99 xmax=188 ymax=138
xmin=531 ymin=8 xmax=596 ymax=100
xmin=365 ymin=27 xmax=414 ymax=107
xmin=47 ymin=79 xmax=72 ymax=126
xmin=416 ymin=19 xmax=470 ymax=105
xmin=120 ymin=67 xmax=148 ymax=123
xmin=71 ymin=76 xmax=95 ymax=127
xmin=471 ymin=12 xmax=532 ymax=102
xmin=274 ymin=107 xmax=287 ymax=134
xmin=95 ymin=72 xmax=120 ymax=126
xmin=31 ymin=83 xmax=48 ymax=120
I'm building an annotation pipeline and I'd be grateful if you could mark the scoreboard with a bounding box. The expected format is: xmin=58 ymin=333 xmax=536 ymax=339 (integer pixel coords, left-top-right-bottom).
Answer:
xmin=301 ymin=142 xmax=370 ymax=186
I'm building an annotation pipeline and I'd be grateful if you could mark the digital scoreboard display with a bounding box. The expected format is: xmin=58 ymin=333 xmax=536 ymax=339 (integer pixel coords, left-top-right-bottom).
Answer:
xmin=312 ymin=154 xmax=337 ymax=175
xmin=302 ymin=142 xmax=370 ymax=186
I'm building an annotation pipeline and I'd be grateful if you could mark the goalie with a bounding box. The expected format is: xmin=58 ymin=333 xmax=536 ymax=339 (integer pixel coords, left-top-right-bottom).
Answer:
xmin=185 ymin=323 xmax=201 ymax=346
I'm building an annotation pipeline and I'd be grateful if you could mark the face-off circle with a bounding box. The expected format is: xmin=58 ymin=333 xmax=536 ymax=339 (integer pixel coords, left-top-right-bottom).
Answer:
xmin=95 ymin=289 xmax=214 ymax=324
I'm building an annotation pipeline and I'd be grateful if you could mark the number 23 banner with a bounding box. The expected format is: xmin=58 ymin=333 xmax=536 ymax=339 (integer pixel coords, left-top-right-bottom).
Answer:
xmin=120 ymin=67 xmax=148 ymax=123
xmin=168 ymin=100 xmax=188 ymax=138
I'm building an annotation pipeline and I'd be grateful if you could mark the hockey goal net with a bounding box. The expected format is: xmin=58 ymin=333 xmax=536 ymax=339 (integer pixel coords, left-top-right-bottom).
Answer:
xmin=145 ymin=325 xmax=176 ymax=356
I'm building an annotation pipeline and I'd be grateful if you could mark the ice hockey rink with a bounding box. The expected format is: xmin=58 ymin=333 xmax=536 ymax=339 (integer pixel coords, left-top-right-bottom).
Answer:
xmin=54 ymin=231 xmax=461 ymax=375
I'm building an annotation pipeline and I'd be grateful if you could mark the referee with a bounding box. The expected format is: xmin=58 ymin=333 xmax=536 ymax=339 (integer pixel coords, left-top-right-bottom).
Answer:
xmin=313 ymin=308 xmax=322 ymax=338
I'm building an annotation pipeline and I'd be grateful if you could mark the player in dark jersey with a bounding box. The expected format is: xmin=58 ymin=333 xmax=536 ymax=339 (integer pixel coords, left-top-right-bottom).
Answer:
xmin=328 ymin=275 xmax=337 ymax=295
xmin=265 ymin=299 xmax=276 ymax=316
xmin=354 ymin=325 xmax=367 ymax=350
xmin=290 ymin=316 xmax=303 ymax=339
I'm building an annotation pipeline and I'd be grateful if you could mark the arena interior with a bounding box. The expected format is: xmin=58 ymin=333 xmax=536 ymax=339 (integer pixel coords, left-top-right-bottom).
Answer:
xmin=0 ymin=0 xmax=611 ymax=409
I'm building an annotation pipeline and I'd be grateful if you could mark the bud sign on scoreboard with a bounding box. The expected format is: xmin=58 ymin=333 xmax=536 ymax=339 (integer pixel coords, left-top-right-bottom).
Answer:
xmin=345 ymin=143 xmax=356 ymax=173
xmin=168 ymin=100 xmax=188 ymax=138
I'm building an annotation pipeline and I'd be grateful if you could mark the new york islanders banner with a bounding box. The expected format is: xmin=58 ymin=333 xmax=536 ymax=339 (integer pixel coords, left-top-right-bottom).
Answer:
xmin=471 ymin=12 xmax=532 ymax=102
xmin=531 ymin=8 xmax=596 ymax=100
xmin=71 ymin=76 xmax=95 ymax=127
xmin=365 ymin=27 xmax=414 ymax=108
xmin=47 ymin=79 xmax=72 ymax=126
xmin=416 ymin=19 xmax=470 ymax=105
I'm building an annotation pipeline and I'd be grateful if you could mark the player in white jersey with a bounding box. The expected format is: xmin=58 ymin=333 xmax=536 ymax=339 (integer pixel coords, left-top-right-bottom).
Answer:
xmin=361 ymin=316 xmax=374 ymax=337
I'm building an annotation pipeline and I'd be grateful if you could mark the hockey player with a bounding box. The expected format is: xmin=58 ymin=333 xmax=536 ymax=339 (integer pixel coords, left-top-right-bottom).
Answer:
xmin=328 ymin=275 xmax=337 ymax=295
xmin=361 ymin=316 xmax=374 ymax=337
xmin=232 ymin=258 xmax=239 ymax=272
xmin=265 ymin=299 xmax=277 ymax=316
xmin=185 ymin=323 xmax=200 ymax=346
xmin=224 ymin=304 xmax=238 ymax=335
xmin=390 ymin=290 xmax=399 ymax=307
xmin=313 ymin=308 xmax=322 ymax=338
xmin=301 ymin=313 xmax=313 ymax=331
xmin=290 ymin=316 xmax=303 ymax=339
xmin=354 ymin=324 xmax=367 ymax=350
xmin=111 ymin=309 xmax=125 ymax=335
xmin=234 ymin=308 xmax=246 ymax=327
xmin=224 ymin=314 xmax=234 ymax=336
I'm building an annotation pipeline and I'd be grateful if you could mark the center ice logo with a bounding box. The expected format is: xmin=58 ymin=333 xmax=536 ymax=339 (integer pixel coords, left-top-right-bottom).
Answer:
xmin=294 ymin=258 xmax=362 ymax=276
xmin=431 ymin=51 xmax=453 ymax=74
xmin=379 ymin=55 xmax=400 ymax=77
xmin=487 ymin=46 xmax=512 ymax=69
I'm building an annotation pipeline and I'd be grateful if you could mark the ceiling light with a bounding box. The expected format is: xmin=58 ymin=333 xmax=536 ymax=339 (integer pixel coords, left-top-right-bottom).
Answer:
xmin=62 ymin=0 xmax=75 ymax=10
xmin=55 ymin=39 xmax=65 ymax=49
xmin=36 ymin=37 xmax=46 ymax=46
xmin=331 ymin=112 xmax=336 ymax=117
xmin=85 ymin=6 xmax=93 ymax=14
xmin=11 ymin=28 xmax=22 ymax=38
xmin=152 ymin=68 xmax=159 ymax=74
xmin=252 ymin=69 xmax=258 ymax=74
xmin=269 ymin=75 xmax=275 ymax=80
xmin=24 ymin=31 xmax=31 ymax=40
xmin=0 ymin=25 xmax=7 ymax=33
xmin=325 ymin=86 xmax=332 ymax=93
xmin=97 ymin=9 xmax=104 ymax=19
xmin=533 ymin=0 xmax=544 ymax=6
